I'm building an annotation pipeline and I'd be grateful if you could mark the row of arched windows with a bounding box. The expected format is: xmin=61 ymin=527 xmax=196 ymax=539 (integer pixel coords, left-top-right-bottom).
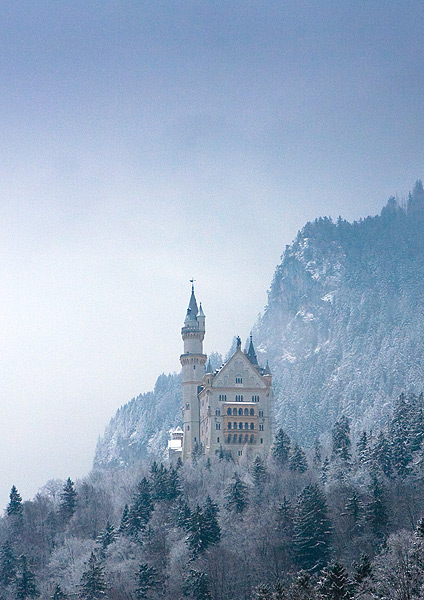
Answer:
xmin=227 ymin=434 xmax=255 ymax=444
xmin=227 ymin=422 xmax=255 ymax=430
xmin=227 ymin=407 xmax=254 ymax=416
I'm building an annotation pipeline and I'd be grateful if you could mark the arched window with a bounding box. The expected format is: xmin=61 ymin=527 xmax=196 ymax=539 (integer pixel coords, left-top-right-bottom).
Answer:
xmin=250 ymin=434 xmax=254 ymax=443
xmin=215 ymin=409 xmax=220 ymax=416
xmin=238 ymin=435 xmax=243 ymax=443
xmin=250 ymin=422 xmax=254 ymax=430
xmin=244 ymin=408 xmax=249 ymax=416
xmin=227 ymin=408 xmax=232 ymax=415
xmin=227 ymin=435 xmax=231 ymax=443
xmin=250 ymin=408 xmax=254 ymax=416
xmin=238 ymin=408 xmax=243 ymax=416
xmin=244 ymin=423 xmax=249 ymax=430
xmin=238 ymin=422 xmax=243 ymax=429
xmin=233 ymin=422 xmax=237 ymax=429
xmin=233 ymin=434 xmax=238 ymax=443
xmin=233 ymin=408 xmax=237 ymax=416
xmin=244 ymin=434 xmax=248 ymax=443
xmin=228 ymin=422 xmax=232 ymax=429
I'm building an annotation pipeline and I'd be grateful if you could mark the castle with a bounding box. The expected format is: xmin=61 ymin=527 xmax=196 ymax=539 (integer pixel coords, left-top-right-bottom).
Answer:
xmin=169 ymin=284 xmax=274 ymax=461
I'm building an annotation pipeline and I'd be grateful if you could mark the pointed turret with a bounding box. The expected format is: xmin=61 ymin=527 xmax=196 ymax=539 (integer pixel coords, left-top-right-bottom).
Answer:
xmin=246 ymin=334 xmax=258 ymax=366
xmin=264 ymin=360 xmax=271 ymax=375
xmin=185 ymin=283 xmax=199 ymax=323
xmin=206 ymin=358 xmax=213 ymax=373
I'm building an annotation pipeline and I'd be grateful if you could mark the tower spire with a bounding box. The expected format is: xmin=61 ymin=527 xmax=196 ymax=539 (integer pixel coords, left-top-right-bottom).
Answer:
xmin=246 ymin=333 xmax=258 ymax=365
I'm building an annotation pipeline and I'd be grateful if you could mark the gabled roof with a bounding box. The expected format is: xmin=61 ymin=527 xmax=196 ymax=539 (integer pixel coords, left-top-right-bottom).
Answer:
xmin=211 ymin=349 xmax=267 ymax=390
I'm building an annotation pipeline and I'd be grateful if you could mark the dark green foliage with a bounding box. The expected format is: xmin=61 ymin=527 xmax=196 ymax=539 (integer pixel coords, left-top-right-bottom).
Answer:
xmin=372 ymin=432 xmax=393 ymax=478
xmin=183 ymin=569 xmax=212 ymax=600
xmin=80 ymin=552 xmax=107 ymax=599
xmin=16 ymin=555 xmax=39 ymax=600
xmin=352 ymin=553 xmax=372 ymax=584
xmin=294 ymin=484 xmax=332 ymax=572
xmin=289 ymin=443 xmax=308 ymax=473
xmin=149 ymin=461 xmax=181 ymax=501
xmin=166 ymin=466 xmax=182 ymax=500
xmin=59 ymin=478 xmax=77 ymax=522
xmin=175 ymin=497 xmax=192 ymax=530
xmin=356 ymin=431 xmax=368 ymax=464
xmin=416 ymin=518 xmax=424 ymax=539
xmin=135 ymin=563 xmax=160 ymax=599
xmin=366 ymin=475 xmax=388 ymax=537
xmin=343 ymin=490 xmax=363 ymax=525
xmin=96 ymin=521 xmax=116 ymax=552
xmin=331 ymin=417 xmax=351 ymax=463
xmin=118 ymin=504 xmax=130 ymax=534
xmin=7 ymin=485 xmax=23 ymax=517
xmin=390 ymin=393 xmax=424 ymax=478
xmin=128 ymin=477 xmax=154 ymax=536
xmin=51 ymin=584 xmax=68 ymax=599
xmin=225 ymin=472 xmax=249 ymax=514
xmin=186 ymin=498 xmax=220 ymax=558
xmin=252 ymin=455 xmax=268 ymax=490
xmin=318 ymin=562 xmax=352 ymax=599
xmin=313 ymin=438 xmax=322 ymax=467
xmin=0 ymin=541 xmax=17 ymax=586
xmin=272 ymin=429 xmax=291 ymax=466
xmin=321 ymin=457 xmax=330 ymax=485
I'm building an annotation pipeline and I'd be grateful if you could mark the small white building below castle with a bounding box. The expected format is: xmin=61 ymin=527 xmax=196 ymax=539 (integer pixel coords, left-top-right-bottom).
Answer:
xmin=170 ymin=284 xmax=274 ymax=462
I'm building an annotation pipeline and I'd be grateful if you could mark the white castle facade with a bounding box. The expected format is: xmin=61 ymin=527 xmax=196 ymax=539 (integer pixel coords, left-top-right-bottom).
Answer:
xmin=169 ymin=284 xmax=274 ymax=461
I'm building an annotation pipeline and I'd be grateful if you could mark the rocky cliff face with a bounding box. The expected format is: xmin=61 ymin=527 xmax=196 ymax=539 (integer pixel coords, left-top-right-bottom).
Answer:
xmin=254 ymin=182 xmax=424 ymax=443
xmin=94 ymin=182 xmax=424 ymax=467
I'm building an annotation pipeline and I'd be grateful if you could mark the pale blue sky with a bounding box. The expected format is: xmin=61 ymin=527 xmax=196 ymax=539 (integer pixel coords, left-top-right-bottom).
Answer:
xmin=1 ymin=1 xmax=423 ymax=502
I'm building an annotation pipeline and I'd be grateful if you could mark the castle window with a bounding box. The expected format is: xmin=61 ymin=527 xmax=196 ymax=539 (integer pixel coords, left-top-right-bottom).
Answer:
xmin=250 ymin=408 xmax=254 ymax=416
xmin=187 ymin=425 xmax=190 ymax=431
xmin=238 ymin=450 xmax=242 ymax=456
xmin=259 ymin=424 xmax=264 ymax=431
xmin=219 ymin=394 xmax=227 ymax=401
xmin=237 ymin=408 xmax=242 ymax=416
xmin=235 ymin=394 xmax=244 ymax=402
xmin=244 ymin=408 xmax=249 ymax=416
xmin=216 ymin=423 xmax=221 ymax=430
xmin=215 ymin=409 xmax=220 ymax=416
xmin=244 ymin=423 xmax=248 ymax=430
xmin=250 ymin=423 xmax=254 ymax=430
xmin=233 ymin=422 xmax=237 ymax=429
xmin=236 ymin=377 xmax=242 ymax=383
xmin=259 ymin=410 xmax=264 ymax=417
xmin=228 ymin=422 xmax=232 ymax=429
xmin=238 ymin=422 xmax=243 ymax=430
xmin=217 ymin=437 xmax=220 ymax=443
xmin=238 ymin=435 xmax=242 ymax=443
xmin=193 ymin=365 xmax=196 ymax=369
xmin=233 ymin=434 xmax=237 ymax=443
xmin=227 ymin=408 xmax=232 ymax=415
xmin=244 ymin=434 xmax=248 ymax=443
xmin=186 ymin=403 xmax=190 ymax=409
xmin=260 ymin=438 xmax=263 ymax=444
xmin=252 ymin=395 xmax=260 ymax=402
xmin=250 ymin=434 xmax=254 ymax=443
xmin=227 ymin=435 xmax=231 ymax=443
xmin=233 ymin=408 xmax=237 ymax=415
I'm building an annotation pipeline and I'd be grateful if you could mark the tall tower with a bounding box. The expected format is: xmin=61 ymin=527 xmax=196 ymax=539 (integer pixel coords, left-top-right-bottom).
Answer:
xmin=180 ymin=283 xmax=207 ymax=461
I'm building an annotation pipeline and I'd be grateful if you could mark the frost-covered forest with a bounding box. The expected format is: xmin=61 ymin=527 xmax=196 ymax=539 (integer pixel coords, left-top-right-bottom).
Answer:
xmin=2 ymin=392 xmax=424 ymax=599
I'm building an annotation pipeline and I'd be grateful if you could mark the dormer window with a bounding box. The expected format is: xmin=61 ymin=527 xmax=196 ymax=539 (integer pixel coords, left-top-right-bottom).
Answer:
xmin=236 ymin=377 xmax=242 ymax=384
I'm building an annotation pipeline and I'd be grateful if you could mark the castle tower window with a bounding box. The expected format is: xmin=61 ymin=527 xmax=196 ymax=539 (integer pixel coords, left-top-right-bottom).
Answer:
xmin=238 ymin=408 xmax=243 ymax=416
xmin=260 ymin=438 xmax=263 ymax=444
xmin=228 ymin=423 xmax=232 ymax=429
xmin=238 ymin=435 xmax=242 ymax=443
xmin=259 ymin=424 xmax=264 ymax=431
xmin=244 ymin=408 xmax=249 ymax=416
xmin=233 ymin=422 xmax=237 ymax=429
xmin=227 ymin=408 xmax=232 ymax=415
xmin=227 ymin=435 xmax=231 ymax=443
xmin=217 ymin=437 xmax=220 ymax=443
xmin=215 ymin=409 xmax=220 ymax=416
xmin=216 ymin=424 xmax=221 ymax=430
xmin=244 ymin=423 xmax=249 ymax=430
xmin=236 ymin=377 xmax=242 ymax=383
xmin=250 ymin=434 xmax=254 ymax=443
xmin=250 ymin=408 xmax=254 ymax=416
xmin=233 ymin=408 xmax=237 ymax=416
xmin=259 ymin=410 xmax=264 ymax=417
xmin=238 ymin=450 xmax=242 ymax=456
xmin=238 ymin=422 xmax=243 ymax=429
xmin=244 ymin=434 xmax=248 ymax=443
xmin=250 ymin=423 xmax=254 ymax=430
xmin=233 ymin=434 xmax=237 ymax=443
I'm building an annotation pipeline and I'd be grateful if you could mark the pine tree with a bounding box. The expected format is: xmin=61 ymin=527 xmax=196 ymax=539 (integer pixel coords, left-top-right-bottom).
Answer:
xmin=372 ymin=432 xmax=393 ymax=478
xmin=183 ymin=569 xmax=212 ymax=600
xmin=118 ymin=504 xmax=130 ymax=534
xmin=135 ymin=563 xmax=160 ymax=599
xmin=0 ymin=540 xmax=17 ymax=586
xmin=149 ymin=462 xmax=169 ymax=501
xmin=321 ymin=457 xmax=330 ymax=485
xmin=289 ymin=443 xmax=308 ymax=473
xmin=252 ymin=583 xmax=273 ymax=599
xmin=51 ymin=584 xmax=68 ymax=599
xmin=366 ymin=475 xmax=388 ymax=537
xmin=331 ymin=417 xmax=351 ymax=463
xmin=96 ymin=521 xmax=116 ymax=554
xmin=252 ymin=455 xmax=268 ymax=490
xmin=352 ymin=553 xmax=372 ymax=584
xmin=225 ymin=472 xmax=249 ymax=514
xmin=356 ymin=431 xmax=368 ymax=464
xmin=294 ymin=484 xmax=332 ymax=572
xmin=272 ymin=429 xmax=291 ymax=466
xmin=128 ymin=477 xmax=154 ymax=536
xmin=59 ymin=478 xmax=77 ymax=522
xmin=313 ymin=438 xmax=322 ymax=467
xmin=415 ymin=517 xmax=424 ymax=539
xmin=7 ymin=485 xmax=23 ymax=517
xmin=16 ymin=555 xmax=39 ymax=600
xmin=318 ymin=562 xmax=352 ymax=599
xmin=277 ymin=497 xmax=295 ymax=569
xmin=166 ymin=466 xmax=182 ymax=501
xmin=80 ymin=552 xmax=107 ymax=599
xmin=202 ymin=496 xmax=221 ymax=546
xmin=186 ymin=506 xmax=206 ymax=558
xmin=343 ymin=490 xmax=363 ymax=526
xmin=175 ymin=497 xmax=191 ymax=530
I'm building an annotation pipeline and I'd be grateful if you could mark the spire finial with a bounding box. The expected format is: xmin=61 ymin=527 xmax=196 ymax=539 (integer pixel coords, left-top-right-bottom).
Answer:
xmin=190 ymin=278 xmax=196 ymax=292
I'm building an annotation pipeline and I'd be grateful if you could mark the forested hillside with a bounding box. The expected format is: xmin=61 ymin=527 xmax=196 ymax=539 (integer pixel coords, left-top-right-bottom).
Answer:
xmin=2 ymin=393 xmax=424 ymax=598
xmin=255 ymin=181 xmax=424 ymax=443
